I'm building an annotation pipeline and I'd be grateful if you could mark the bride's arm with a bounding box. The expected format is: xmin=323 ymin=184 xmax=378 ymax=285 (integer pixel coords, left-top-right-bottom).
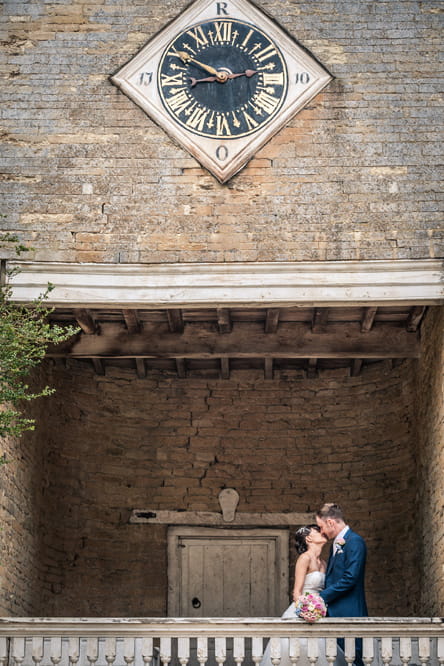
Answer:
xmin=292 ymin=553 xmax=309 ymax=601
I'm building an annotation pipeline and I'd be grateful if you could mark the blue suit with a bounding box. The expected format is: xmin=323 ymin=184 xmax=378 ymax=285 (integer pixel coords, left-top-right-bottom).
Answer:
xmin=319 ymin=528 xmax=368 ymax=666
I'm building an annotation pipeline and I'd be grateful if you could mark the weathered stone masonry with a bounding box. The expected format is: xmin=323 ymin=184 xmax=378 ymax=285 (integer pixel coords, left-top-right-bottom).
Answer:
xmin=415 ymin=307 xmax=444 ymax=617
xmin=1 ymin=0 xmax=443 ymax=263
xmin=2 ymin=355 xmax=420 ymax=617
xmin=0 ymin=0 xmax=443 ymax=618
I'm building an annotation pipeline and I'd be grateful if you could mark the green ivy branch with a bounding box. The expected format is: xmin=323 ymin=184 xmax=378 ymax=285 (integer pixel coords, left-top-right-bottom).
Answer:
xmin=1 ymin=234 xmax=79 ymax=438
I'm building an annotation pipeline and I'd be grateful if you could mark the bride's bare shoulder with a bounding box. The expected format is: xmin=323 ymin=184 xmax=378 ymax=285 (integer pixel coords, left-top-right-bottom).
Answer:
xmin=297 ymin=551 xmax=310 ymax=562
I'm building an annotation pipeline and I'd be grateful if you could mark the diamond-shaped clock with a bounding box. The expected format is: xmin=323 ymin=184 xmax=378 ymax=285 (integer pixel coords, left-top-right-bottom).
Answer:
xmin=111 ymin=0 xmax=332 ymax=183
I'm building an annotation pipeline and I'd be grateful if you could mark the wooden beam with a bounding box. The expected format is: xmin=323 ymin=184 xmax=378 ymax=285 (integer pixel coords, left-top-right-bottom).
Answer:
xmin=264 ymin=357 xmax=273 ymax=380
xmin=73 ymin=308 xmax=97 ymax=335
xmin=136 ymin=358 xmax=146 ymax=378
xmin=361 ymin=307 xmax=377 ymax=332
xmin=312 ymin=308 xmax=329 ymax=333
xmin=46 ymin=322 xmax=420 ymax=359
xmin=175 ymin=358 xmax=186 ymax=378
xmin=123 ymin=309 xmax=140 ymax=334
xmin=351 ymin=359 xmax=363 ymax=376
xmin=307 ymin=358 xmax=317 ymax=378
xmin=406 ymin=306 xmax=426 ymax=332
xmin=130 ymin=509 xmax=316 ymax=526
xmin=265 ymin=308 xmax=280 ymax=334
xmin=220 ymin=357 xmax=230 ymax=379
xmin=167 ymin=309 xmax=184 ymax=333
xmin=0 ymin=259 xmax=6 ymax=287
xmin=92 ymin=358 xmax=104 ymax=375
xmin=217 ymin=308 xmax=232 ymax=334
xmin=8 ymin=259 xmax=444 ymax=307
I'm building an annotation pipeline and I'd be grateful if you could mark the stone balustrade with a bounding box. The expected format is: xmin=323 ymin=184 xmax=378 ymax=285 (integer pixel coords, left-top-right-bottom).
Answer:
xmin=0 ymin=618 xmax=442 ymax=666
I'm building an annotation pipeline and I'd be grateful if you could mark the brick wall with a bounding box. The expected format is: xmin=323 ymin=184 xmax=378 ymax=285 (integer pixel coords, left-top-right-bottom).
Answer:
xmin=415 ymin=307 xmax=444 ymax=615
xmin=3 ymin=358 xmax=417 ymax=617
xmin=1 ymin=0 xmax=443 ymax=262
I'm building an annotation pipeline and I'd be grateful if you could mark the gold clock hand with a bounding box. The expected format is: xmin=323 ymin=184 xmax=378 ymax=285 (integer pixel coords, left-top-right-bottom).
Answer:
xmin=177 ymin=51 xmax=223 ymax=78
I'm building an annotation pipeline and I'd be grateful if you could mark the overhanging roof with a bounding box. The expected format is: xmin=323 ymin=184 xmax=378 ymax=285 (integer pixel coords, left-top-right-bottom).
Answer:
xmin=5 ymin=259 xmax=444 ymax=308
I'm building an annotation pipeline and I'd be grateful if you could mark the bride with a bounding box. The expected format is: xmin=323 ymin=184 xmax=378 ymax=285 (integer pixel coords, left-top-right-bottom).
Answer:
xmin=260 ymin=524 xmax=346 ymax=666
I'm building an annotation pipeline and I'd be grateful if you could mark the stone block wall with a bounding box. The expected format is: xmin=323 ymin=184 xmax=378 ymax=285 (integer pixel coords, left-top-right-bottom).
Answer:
xmin=415 ymin=307 xmax=444 ymax=615
xmin=0 ymin=0 xmax=443 ymax=262
xmin=2 ymin=357 xmax=417 ymax=617
xmin=0 ymin=0 xmax=442 ymax=620
xmin=0 ymin=366 xmax=47 ymax=615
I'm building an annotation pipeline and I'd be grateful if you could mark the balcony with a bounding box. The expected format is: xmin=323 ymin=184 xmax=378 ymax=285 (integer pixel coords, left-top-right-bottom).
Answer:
xmin=0 ymin=618 xmax=442 ymax=666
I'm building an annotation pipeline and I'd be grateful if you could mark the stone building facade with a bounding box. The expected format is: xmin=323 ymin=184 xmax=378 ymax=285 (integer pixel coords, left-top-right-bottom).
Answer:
xmin=0 ymin=0 xmax=443 ymax=618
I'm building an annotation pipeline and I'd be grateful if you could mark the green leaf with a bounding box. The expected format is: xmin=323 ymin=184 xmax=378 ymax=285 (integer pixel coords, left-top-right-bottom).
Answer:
xmin=1 ymin=233 xmax=79 ymax=438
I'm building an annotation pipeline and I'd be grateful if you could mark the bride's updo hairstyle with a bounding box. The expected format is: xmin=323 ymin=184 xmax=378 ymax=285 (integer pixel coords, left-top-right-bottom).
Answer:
xmin=295 ymin=524 xmax=321 ymax=554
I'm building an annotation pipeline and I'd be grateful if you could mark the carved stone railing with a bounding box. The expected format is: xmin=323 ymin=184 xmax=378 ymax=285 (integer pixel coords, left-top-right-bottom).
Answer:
xmin=0 ymin=618 xmax=442 ymax=666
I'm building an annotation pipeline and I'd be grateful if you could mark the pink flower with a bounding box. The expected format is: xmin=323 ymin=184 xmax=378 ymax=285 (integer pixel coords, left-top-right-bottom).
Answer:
xmin=295 ymin=593 xmax=327 ymax=623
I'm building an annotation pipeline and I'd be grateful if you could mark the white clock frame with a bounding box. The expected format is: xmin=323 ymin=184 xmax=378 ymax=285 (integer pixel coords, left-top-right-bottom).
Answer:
xmin=111 ymin=0 xmax=333 ymax=183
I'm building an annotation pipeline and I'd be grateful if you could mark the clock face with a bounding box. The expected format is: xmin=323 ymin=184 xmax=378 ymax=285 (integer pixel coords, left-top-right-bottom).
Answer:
xmin=158 ymin=19 xmax=288 ymax=140
xmin=111 ymin=0 xmax=332 ymax=183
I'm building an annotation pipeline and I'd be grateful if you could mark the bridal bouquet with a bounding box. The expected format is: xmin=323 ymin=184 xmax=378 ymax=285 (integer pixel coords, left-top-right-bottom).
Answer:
xmin=294 ymin=592 xmax=327 ymax=623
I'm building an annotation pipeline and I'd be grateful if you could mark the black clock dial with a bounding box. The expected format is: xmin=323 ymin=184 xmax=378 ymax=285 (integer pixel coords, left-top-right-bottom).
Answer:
xmin=158 ymin=19 xmax=288 ymax=139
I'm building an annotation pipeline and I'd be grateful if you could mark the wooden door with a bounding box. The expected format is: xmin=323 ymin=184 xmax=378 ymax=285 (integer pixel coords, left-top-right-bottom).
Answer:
xmin=168 ymin=528 xmax=289 ymax=617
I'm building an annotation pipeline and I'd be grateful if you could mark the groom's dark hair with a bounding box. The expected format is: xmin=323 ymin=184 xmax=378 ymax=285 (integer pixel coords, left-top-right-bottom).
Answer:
xmin=317 ymin=503 xmax=345 ymax=522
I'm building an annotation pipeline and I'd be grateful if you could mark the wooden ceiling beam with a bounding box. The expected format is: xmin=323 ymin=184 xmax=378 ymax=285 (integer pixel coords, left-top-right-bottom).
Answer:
xmin=406 ymin=306 xmax=426 ymax=332
xmin=167 ymin=309 xmax=184 ymax=333
xmin=265 ymin=308 xmax=280 ymax=334
xmin=361 ymin=306 xmax=378 ymax=332
xmin=175 ymin=358 xmax=186 ymax=378
xmin=123 ymin=309 xmax=140 ymax=334
xmin=73 ymin=308 xmax=98 ymax=335
xmin=47 ymin=322 xmax=420 ymax=359
xmin=136 ymin=358 xmax=146 ymax=378
xmin=220 ymin=357 xmax=230 ymax=379
xmin=312 ymin=307 xmax=329 ymax=333
xmin=264 ymin=357 xmax=273 ymax=379
xmin=351 ymin=359 xmax=363 ymax=377
xmin=217 ymin=308 xmax=232 ymax=334
xmin=92 ymin=358 xmax=104 ymax=375
xmin=307 ymin=358 xmax=318 ymax=378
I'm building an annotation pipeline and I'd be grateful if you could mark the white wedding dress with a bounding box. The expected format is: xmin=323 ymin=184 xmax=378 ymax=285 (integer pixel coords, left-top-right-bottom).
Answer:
xmin=260 ymin=571 xmax=346 ymax=666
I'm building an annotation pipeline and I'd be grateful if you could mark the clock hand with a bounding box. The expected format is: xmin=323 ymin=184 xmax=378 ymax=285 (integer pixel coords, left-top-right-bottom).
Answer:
xmin=177 ymin=51 xmax=225 ymax=80
xmin=229 ymin=69 xmax=257 ymax=79
xmin=189 ymin=75 xmax=218 ymax=87
xmin=189 ymin=70 xmax=258 ymax=87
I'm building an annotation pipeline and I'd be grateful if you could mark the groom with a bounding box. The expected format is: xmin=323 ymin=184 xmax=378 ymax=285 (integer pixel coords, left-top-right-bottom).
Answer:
xmin=316 ymin=503 xmax=368 ymax=666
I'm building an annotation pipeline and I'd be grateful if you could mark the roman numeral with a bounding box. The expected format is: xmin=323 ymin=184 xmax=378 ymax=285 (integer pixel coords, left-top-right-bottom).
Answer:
xmin=213 ymin=21 xmax=232 ymax=42
xmin=166 ymin=89 xmax=192 ymax=113
xmin=186 ymin=106 xmax=209 ymax=131
xmin=255 ymin=44 xmax=277 ymax=62
xmin=243 ymin=111 xmax=258 ymax=130
xmin=242 ymin=29 xmax=253 ymax=47
xmin=254 ymin=90 xmax=280 ymax=114
xmin=160 ymin=72 xmax=184 ymax=87
xmin=262 ymin=72 xmax=284 ymax=86
xmin=216 ymin=114 xmax=231 ymax=136
xmin=186 ymin=26 xmax=209 ymax=47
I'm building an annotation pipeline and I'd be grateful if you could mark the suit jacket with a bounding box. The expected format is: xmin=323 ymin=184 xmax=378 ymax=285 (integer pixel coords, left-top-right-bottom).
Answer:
xmin=319 ymin=527 xmax=368 ymax=617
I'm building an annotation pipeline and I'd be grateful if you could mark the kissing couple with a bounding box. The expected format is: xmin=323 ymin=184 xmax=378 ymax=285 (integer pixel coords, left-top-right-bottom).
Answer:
xmin=261 ymin=503 xmax=368 ymax=666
